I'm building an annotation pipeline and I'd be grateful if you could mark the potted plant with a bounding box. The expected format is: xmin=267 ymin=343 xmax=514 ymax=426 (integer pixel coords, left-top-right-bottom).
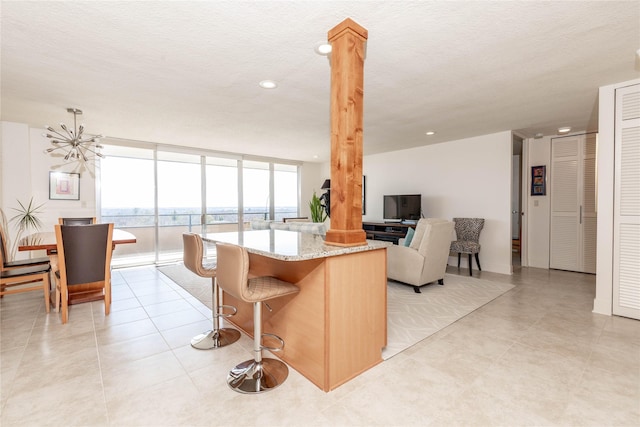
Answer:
xmin=309 ymin=191 xmax=327 ymax=223
xmin=7 ymin=197 xmax=45 ymax=260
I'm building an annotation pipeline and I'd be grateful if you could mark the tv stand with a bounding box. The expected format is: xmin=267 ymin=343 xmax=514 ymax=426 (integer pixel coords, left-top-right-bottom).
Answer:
xmin=363 ymin=221 xmax=414 ymax=245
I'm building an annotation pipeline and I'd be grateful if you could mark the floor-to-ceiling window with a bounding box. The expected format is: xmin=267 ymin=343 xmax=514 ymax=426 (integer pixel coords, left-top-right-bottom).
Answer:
xmin=99 ymin=145 xmax=156 ymax=265
xmin=274 ymin=163 xmax=299 ymax=220
xmin=157 ymin=151 xmax=202 ymax=262
xmin=242 ymin=160 xmax=270 ymax=226
xmin=99 ymin=143 xmax=300 ymax=266
xmin=204 ymin=156 xmax=239 ymax=257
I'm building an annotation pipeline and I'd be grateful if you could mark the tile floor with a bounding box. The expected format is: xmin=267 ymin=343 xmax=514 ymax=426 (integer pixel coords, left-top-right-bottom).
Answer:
xmin=1 ymin=264 xmax=639 ymax=426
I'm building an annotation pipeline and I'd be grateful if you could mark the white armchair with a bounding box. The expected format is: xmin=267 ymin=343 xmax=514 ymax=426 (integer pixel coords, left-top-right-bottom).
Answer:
xmin=387 ymin=218 xmax=454 ymax=293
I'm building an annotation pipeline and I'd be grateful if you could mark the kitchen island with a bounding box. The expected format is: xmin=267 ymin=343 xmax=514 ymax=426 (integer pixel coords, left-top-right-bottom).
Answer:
xmin=202 ymin=229 xmax=390 ymax=392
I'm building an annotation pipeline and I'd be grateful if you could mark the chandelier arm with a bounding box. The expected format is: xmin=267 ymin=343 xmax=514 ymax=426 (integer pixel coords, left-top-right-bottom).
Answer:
xmin=46 ymin=129 xmax=69 ymax=139
xmin=49 ymin=141 xmax=73 ymax=149
xmin=81 ymin=146 xmax=102 ymax=157
xmin=59 ymin=123 xmax=75 ymax=139
xmin=46 ymin=145 xmax=73 ymax=153
xmin=77 ymin=136 xmax=100 ymax=143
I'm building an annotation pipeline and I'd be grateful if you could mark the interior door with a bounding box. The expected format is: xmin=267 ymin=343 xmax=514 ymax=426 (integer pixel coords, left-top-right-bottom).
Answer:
xmin=613 ymin=83 xmax=640 ymax=319
xmin=549 ymin=133 xmax=597 ymax=273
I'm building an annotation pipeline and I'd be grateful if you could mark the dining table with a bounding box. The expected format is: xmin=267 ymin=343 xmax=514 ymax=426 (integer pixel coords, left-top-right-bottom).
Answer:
xmin=18 ymin=229 xmax=137 ymax=255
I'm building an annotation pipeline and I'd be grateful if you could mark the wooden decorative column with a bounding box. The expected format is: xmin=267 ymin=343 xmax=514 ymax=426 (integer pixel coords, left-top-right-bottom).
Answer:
xmin=325 ymin=18 xmax=368 ymax=247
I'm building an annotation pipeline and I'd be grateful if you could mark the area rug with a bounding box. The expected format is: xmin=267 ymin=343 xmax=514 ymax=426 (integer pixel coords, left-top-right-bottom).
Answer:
xmin=158 ymin=263 xmax=514 ymax=360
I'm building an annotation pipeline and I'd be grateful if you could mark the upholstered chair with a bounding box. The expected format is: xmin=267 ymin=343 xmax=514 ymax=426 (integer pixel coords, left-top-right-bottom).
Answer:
xmin=182 ymin=233 xmax=240 ymax=350
xmin=450 ymin=218 xmax=485 ymax=276
xmin=215 ymin=242 xmax=299 ymax=393
xmin=387 ymin=218 xmax=455 ymax=293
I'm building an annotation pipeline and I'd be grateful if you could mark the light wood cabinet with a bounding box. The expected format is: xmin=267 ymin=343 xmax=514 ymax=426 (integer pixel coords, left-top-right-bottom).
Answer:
xmin=222 ymin=248 xmax=388 ymax=391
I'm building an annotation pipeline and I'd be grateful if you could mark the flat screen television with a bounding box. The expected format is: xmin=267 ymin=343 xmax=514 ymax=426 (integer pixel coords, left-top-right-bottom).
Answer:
xmin=383 ymin=194 xmax=422 ymax=222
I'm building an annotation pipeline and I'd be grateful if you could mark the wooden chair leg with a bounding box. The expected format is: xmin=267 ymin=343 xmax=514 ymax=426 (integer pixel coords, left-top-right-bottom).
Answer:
xmin=457 ymin=253 xmax=461 ymax=268
xmin=43 ymin=274 xmax=50 ymax=314
xmin=105 ymin=280 xmax=111 ymax=316
xmin=61 ymin=285 xmax=69 ymax=324
xmin=468 ymin=254 xmax=473 ymax=276
xmin=54 ymin=274 xmax=61 ymax=313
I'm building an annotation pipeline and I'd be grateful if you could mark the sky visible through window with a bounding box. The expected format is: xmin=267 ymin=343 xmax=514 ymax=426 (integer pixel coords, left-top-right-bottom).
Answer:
xmin=100 ymin=154 xmax=297 ymax=215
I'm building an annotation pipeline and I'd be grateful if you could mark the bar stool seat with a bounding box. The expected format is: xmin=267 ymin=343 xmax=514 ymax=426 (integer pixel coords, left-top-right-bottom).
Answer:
xmin=183 ymin=233 xmax=240 ymax=350
xmin=215 ymin=242 xmax=299 ymax=393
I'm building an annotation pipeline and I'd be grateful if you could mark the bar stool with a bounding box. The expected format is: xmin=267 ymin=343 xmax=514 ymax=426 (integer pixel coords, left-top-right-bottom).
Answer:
xmin=182 ymin=233 xmax=240 ymax=350
xmin=215 ymin=242 xmax=300 ymax=393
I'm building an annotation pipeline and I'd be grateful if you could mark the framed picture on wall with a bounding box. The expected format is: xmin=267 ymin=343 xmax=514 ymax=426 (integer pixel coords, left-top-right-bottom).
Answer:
xmin=49 ymin=172 xmax=80 ymax=200
xmin=531 ymin=165 xmax=546 ymax=196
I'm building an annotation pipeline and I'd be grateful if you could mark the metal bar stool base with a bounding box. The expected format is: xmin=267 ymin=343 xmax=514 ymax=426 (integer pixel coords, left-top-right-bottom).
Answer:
xmin=191 ymin=328 xmax=240 ymax=350
xmin=227 ymin=358 xmax=289 ymax=393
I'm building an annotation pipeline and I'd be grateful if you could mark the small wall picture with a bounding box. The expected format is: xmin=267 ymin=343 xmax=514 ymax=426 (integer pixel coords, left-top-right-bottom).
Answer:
xmin=49 ymin=171 xmax=80 ymax=200
xmin=531 ymin=165 xmax=546 ymax=196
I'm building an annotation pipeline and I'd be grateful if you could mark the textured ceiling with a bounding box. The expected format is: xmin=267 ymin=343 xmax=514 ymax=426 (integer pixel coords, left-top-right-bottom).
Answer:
xmin=2 ymin=1 xmax=639 ymax=162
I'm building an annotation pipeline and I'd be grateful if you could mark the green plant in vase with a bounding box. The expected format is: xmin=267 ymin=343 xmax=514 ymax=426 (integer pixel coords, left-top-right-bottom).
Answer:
xmin=8 ymin=197 xmax=45 ymax=260
xmin=309 ymin=191 xmax=327 ymax=223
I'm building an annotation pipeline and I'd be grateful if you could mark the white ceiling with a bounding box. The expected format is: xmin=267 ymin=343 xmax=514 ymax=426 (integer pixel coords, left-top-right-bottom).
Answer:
xmin=2 ymin=1 xmax=639 ymax=163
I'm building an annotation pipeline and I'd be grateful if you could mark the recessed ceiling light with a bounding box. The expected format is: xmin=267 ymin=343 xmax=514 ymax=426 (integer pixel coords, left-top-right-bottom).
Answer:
xmin=557 ymin=127 xmax=571 ymax=134
xmin=315 ymin=42 xmax=332 ymax=56
xmin=425 ymin=131 xmax=436 ymax=136
xmin=259 ymin=80 xmax=277 ymax=89
xmin=534 ymin=133 xmax=544 ymax=139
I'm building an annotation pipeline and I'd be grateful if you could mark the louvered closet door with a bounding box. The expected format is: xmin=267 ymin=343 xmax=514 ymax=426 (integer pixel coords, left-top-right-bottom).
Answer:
xmin=582 ymin=134 xmax=597 ymax=273
xmin=613 ymin=84 xmax=640 ymax=319
xmin=550 ymin=136 xmax=580 ymax=271
xmin=550 ymin=133 xmax=597 ymax=273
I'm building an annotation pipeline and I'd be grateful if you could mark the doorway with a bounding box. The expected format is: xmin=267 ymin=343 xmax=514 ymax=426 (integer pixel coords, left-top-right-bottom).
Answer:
xmin=512 ymin=135 xmax=524 ymax=268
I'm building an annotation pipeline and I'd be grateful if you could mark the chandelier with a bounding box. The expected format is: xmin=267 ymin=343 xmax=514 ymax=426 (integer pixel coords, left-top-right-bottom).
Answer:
xmin=44 ymin=108 xmax=104 ymax=162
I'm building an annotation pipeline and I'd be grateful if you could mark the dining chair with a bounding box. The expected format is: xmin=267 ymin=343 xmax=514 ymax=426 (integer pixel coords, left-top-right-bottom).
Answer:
xmin=0 ymin=224 xmax=51 ymax=311
xmin=53 ymin=223 xmax=114 ymax=324
xmin=58 ymin=217 xmax=96 ymax=225
xmin=51 ymin=217 xmax=97 ymax=307
xmin=0 ymin=223 xmax=50 ymax=267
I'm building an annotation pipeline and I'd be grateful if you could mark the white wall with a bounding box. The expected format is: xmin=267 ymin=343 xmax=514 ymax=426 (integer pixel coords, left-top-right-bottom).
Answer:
xmin=299 ymin=162 xmax=323 ymax=219
xmin=594 ymin=82 xmax=616 ymax=315
xmin=1 ymin=122 xmax=32 ymax=217
xmin=1 ymin=122 xmax=97 ymax=259
xmin=333 ymin=131 xmax=514 ymax=275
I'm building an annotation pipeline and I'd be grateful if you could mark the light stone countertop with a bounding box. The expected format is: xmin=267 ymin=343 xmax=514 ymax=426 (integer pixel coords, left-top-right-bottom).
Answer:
xmin=202 ymin=229 xmax=391 ymax=261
